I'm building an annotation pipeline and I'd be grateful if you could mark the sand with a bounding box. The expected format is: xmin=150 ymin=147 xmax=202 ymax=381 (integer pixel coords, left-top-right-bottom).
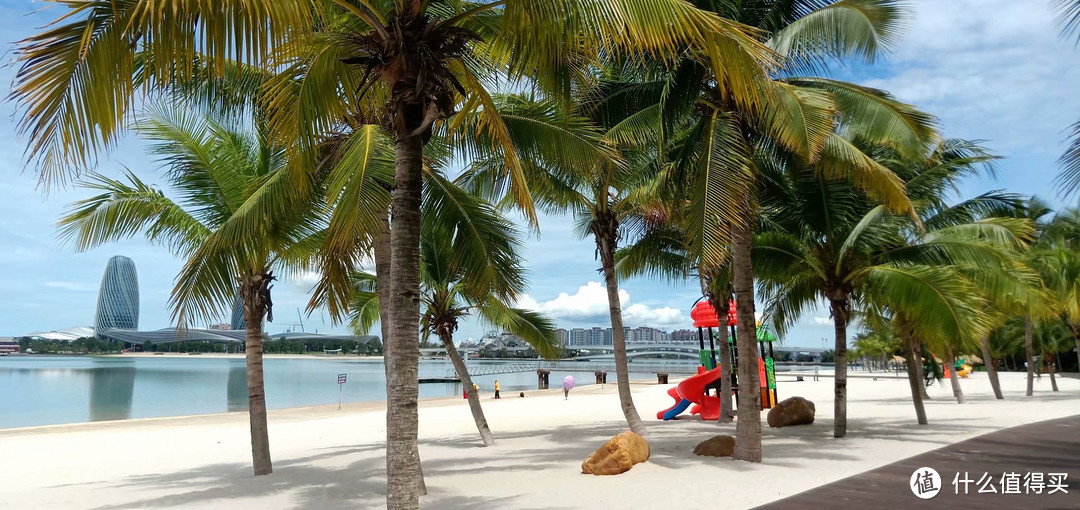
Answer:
xmin=0 ymin=370 xmax=1076 ymax=509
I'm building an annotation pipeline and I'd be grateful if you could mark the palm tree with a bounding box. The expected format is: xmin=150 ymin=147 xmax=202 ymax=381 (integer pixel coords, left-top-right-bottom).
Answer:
xmin=755 ymin=140 xmax=1038 ymax=425
xmin=458 ymin=87 xmax=659 ymax=436
xmin=13 ymin=3 xmax=776 ymax=507
xmin=608 ymin=0 xmax=932 ymax=452
xmin=1029 ymin=209 xmax=1080 ymax=372
xmin=348 ymin=172 xmax=561 ymax=446
xmin=57 ymin=106 xmax=320 ymax=476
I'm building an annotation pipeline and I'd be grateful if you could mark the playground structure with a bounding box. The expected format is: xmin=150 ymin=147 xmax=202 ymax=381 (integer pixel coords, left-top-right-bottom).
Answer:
xmin=658 ymin=299 xmax=778 ymax=421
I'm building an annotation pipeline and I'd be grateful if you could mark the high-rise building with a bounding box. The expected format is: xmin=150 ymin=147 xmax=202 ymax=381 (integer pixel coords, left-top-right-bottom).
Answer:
xmin=569 ymin=328 xmax=587 ymax=347
xmin=628 ymin=326 xmax=663 ymax=344
xmin=94 ymin=256 xmax=139 ymax=338
xmin=587 ymin=327 xmax=606 ymax=346
xmin=230 ymin=293 xmax=246 ymax=330
xmin=555 ymin=328 xmax=569 ymax=347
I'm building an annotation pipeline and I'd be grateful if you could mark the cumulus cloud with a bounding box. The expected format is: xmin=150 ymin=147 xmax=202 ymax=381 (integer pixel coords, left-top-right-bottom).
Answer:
xmin=812 ymin=317 xmax=832 ymax=326
xmin=516 ymin=281 xmax=686 ymax=328
xmin=860 ymin=1 xmax=1080 ymax=162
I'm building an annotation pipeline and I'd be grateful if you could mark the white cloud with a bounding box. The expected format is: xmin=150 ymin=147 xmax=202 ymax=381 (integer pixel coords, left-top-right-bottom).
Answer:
xmin=860 ymin=1 xmax=1080 ymax=164
xmin=623 ymin=304 xmax=683 ymax=327
xmin=812 ymin=317 xmax=832 ymax=327
xmin=516 ymin=281 xmax=686 ymax=328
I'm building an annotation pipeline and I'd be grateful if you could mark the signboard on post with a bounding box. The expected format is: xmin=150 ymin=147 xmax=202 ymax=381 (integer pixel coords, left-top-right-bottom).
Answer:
xmin=337 ymin=373 xmax=347 ymax=409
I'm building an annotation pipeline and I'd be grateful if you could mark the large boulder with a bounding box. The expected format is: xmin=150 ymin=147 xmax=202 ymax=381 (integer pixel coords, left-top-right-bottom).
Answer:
xmin=581 ymin=431 xmax=650 ymax=475
xmin=693 ymin=435 xmax=735 ymax=457
xmin=767 ymin=396 xmax=815 ymax=428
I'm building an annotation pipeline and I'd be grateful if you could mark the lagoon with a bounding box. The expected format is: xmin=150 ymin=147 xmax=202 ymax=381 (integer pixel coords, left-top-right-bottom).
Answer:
xmin=0 ymin=356 xmax=615 ymax=429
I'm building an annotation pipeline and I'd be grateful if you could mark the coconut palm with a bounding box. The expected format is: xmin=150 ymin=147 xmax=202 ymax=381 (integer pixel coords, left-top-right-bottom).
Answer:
xmin=458 ymin=85 xmax=663 ymax=436
xmin=755 ymin=139 xmax=1040 ymax=424
xmin=1055 ymin=0 xmax=1080 ymax=201
xmin=12 ymin=3 xmax=777 ymax=506
xmin=56 ymin=105 xmax=320 ymax=476
xmin=1028 ymin=209 xmax=1080 ymax=372
xmin=348 ymin=171 xmax=561 ymax=446
xmin=606 ymin=0 xmax=933 ymax=452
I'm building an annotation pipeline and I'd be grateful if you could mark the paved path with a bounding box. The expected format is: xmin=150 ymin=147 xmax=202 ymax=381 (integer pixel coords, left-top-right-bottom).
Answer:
xmin=758 ymin=413 xmax=1080 ymax=510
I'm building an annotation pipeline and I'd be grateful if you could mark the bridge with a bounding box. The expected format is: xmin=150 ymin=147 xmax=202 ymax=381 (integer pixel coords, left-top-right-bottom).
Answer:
xmin=444 ymin=360 xmax=700 ymax=379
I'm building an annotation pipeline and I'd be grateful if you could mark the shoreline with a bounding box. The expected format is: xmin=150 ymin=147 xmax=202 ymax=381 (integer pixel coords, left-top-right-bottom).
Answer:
xmin=0 ymin=372 xmax=1076 ymax=509
xmin=0 ymin=370 xmax=655 ymax=436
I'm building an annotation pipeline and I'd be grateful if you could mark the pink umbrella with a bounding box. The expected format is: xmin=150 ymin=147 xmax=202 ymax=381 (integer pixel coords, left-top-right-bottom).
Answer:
xmin=562 ymin=375 xmax=575 ymax=400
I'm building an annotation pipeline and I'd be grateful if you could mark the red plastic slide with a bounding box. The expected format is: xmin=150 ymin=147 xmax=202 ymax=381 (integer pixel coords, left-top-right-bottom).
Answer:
xmin=657 ymin=366 xmax=724 ymax=421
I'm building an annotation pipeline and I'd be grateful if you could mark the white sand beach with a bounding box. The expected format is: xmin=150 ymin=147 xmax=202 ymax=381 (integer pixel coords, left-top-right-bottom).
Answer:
xmin=0 ymin=370 xmax=1076 ymax=509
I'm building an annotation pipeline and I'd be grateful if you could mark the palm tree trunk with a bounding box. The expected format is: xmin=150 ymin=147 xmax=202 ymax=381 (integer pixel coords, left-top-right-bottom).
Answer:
xmin=597 ymin=225 xmax=646 ymax=437
xmin=980 ymin=336 xmax=1004 ymax=399
xmin=1070 ymin=324 xmax=1080 ymax=373
xmin=240 ymin=274 xmax=272 ymax=476
xmin=829 ymin=296 xmax=849 ymax=438
xmin=709 ymin=297 xmax=734 ymax=423
xmin=731 ymin=215 xmax=761 ymax=462
xmin=441 ymin=331 xmax=495 ymax=446
xmin=386 ymin=133 xmax=424 ymax=510
xmin=913 ymin=342 xmax=930 ymax=400
xmin=1025 ymin=316 xmax=1034 ymax=397
xmin=903 ymin=335 xmax=928 ymax=425
xmin=375 ymin=209 xmax=394 ymax=374
xmin=1047 ymin=351 xmax=1058 ymax=392
xmin=945 ymin=353 xmax=965 ymax=404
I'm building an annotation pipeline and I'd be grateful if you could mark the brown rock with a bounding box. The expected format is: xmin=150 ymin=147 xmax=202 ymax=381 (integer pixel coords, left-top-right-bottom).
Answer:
xmin=693 ymin=435 xmax=735 ymax=457
xmin=581 ymin=431 xmax=650 ymax=475
xmin=767 ymin=396 xmax=816 ymax=428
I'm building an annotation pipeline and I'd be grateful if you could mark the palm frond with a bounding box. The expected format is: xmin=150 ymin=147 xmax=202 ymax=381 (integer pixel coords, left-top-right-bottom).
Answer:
xmin=11 ymin=0 xmax=313 ymax=188
xmin=57 ymin=170 xmax=210 ymax=255
xmin=769 ymin=0 xmax=908 ymax=67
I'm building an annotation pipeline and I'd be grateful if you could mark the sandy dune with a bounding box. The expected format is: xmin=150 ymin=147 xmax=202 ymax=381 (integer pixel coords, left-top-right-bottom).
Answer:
xmin=0 ymin=370 xmax=1076 ymax=509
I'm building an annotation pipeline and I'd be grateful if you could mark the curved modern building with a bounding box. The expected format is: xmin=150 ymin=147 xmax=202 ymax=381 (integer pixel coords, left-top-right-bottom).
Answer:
xmin=230 ymin=293 xmax=246 ymax=331
xmin=94 ymin=256 xmax=140 ymax=339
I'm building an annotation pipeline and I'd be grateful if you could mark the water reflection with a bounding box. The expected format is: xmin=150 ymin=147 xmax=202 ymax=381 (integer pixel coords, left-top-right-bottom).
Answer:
xmin=227 ymin=364 xmax=247 ymax=412
xmin=88 ymin=363 xmax=135 ymax=422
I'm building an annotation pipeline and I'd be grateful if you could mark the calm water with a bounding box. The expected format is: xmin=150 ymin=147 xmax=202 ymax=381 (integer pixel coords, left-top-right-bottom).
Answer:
xmin=0 ymin=356 xmax=611 ymax=429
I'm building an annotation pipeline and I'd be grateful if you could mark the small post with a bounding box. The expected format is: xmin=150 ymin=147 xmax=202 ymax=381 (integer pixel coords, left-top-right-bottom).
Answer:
xmin=337 ymin=373 xmax=347 ymax=410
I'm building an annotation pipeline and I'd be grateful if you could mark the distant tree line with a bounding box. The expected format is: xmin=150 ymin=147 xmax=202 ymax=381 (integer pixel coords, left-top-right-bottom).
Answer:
xmin=17 ymin=337 xmax=122 ymax=354
xmin=15 ymin=336 xmax=384 ymax=356
xmin=261 ymin=336 xmax=383 ymax=355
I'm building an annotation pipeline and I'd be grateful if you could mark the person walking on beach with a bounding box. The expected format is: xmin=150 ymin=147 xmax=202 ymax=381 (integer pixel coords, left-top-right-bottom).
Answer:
xmin=494 ymin=380 xmax=501 ymax=399
xmin=563 ymin=375 xmax=575 ymax=400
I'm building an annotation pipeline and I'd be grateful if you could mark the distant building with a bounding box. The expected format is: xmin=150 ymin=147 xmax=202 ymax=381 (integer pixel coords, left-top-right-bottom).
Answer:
xmin=87 ymin=255 xmax=245 ymax=346
xmin=0 ymin=337 xmax=18 ymax=355
xmin=230 ymin=294 xmax=246 ymax=330
xmin=670 ymin=329 xmax=697 ymax=343
xmin=569 ymin=328 xmax=587 ymax=347
xmin=555 ymin=328 xmax=569 ymax=347
xmin=629 ymin=326 xmax=662 ymax=344
xmin=24 ymin=326 xmax=96 ymax=341
xmin=94 ymin=255 xmax=140 ymax=339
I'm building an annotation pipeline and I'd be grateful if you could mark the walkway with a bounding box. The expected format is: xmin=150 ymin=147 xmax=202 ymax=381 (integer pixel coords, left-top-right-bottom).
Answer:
xmin=757 ymin=413 xmax=1080 ymax=509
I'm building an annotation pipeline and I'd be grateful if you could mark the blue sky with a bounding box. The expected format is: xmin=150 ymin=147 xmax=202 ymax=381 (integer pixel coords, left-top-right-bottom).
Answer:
xmin=1 ymin=1 xmax=1077 ymax=348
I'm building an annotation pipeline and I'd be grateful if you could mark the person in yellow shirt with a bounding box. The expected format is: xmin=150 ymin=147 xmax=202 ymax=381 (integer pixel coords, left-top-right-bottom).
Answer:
xmin=494 ymin=379 xmax=501 ymax=399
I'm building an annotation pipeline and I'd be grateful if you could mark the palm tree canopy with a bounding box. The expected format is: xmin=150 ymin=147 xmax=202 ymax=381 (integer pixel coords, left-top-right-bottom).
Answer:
xmin=753 ymin=139 xmax=1041 ymax=354
xmin=347 ymin=170 xmax=560 ymax=359
xmin=57 ymin=105 xmax=322 ymax=327
xmin=12 ymin=0 xmax=778 ymax=191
